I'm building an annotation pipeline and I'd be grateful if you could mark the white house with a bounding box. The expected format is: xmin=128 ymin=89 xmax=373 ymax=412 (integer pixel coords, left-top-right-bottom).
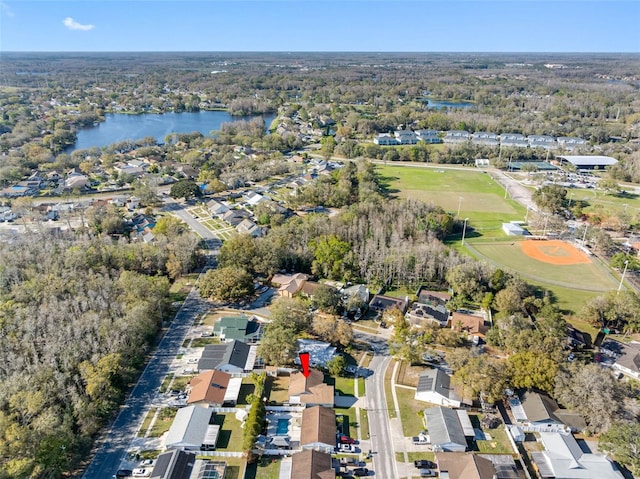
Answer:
xmin=415 ymin=369 xmax=461 ymax=407
xmin=423 ymin=406 xmax=469 ymax=452
xmin=531 ymin=431 xmax=624 ymax=479
xmin=164 ymin=406 xmax=218 ymax=451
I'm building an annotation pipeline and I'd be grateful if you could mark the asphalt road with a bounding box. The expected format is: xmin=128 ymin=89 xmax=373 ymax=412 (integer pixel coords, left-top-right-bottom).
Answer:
xmin=81 ymin=202 xmax=217 ymax=478
xmin=355 ymin=332 xmax=399 ymax=479
xmin=81 ymin=286 xmax=211 ymax=479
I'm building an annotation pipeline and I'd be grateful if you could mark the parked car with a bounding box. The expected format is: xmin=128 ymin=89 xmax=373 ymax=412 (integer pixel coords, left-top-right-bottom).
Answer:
xmin=338 ymin=443 xmax=356 ymax=453
xmin=419 ymin=469 xmax=437 ymax=477
xmin=412 ymin=435 xmax=430 ymax=445
xmin=338 ymin=435 xmax=355 ymax=444
xmin=132 ymin=468 xmax=149 ymax=477
xmin=140 ymin=459 xmax=154 ymax=466
xmin=352 ymin=468 xmax=369 ymax=477
xmin=114 ymin=470 xmax=132 ymax=478
xmin=414 ymin=459 xmax=436 ymax=469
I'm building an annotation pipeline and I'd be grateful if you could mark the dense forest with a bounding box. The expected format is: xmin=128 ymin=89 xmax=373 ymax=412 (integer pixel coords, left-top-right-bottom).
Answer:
xmin=0 ymin=229 xmax=199 ymax=478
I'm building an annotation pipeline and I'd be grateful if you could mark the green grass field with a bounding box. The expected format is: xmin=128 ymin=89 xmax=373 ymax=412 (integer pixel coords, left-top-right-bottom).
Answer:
xmin=469 ymin=241 xmax=618 ymax=292
xmin=377 ymin=165 xmax=526 ymax=238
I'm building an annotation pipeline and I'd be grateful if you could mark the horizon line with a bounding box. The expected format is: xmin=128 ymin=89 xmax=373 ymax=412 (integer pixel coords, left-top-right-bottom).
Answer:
xmin=2 ymin=50 xmax=639 ymax=55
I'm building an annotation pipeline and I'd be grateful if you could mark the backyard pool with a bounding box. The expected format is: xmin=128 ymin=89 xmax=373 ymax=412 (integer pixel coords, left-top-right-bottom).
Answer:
xmin=276 ymin=418 xmax=290 ymax=436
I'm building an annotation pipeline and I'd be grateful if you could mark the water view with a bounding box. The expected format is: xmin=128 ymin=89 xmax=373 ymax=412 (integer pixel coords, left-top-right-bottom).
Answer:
xmin=423 ymin=99 xmax=475 ymax=109
xmin=70 ymin=110 xmax=277 ymax=151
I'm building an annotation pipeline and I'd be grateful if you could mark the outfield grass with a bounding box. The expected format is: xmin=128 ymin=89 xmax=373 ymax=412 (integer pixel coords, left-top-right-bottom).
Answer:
xmin=470 ymin=241 xmax=618 ymax=292
xmin=377 ymin=164 xmax=526 ymax=238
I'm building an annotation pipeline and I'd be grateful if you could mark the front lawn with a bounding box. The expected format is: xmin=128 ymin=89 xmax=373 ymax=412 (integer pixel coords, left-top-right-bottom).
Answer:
xmin=395 ymin=386 xmax=427 ymax=437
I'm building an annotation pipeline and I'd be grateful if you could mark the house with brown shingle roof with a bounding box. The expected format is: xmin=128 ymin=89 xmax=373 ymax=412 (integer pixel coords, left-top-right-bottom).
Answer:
xmin=451 ymin=311 xmax=489 ymax=339
xmin=300 ymin=406 xmax=336 ymax=453
xmin=187 ymin=370 xmax=233 ymax=406
xmin=271 ymin=273 xmax=310 ymax=298
xmin=291 ymin=449 xmax=336 ymax=479
xmin=289 ymin=369 xmax=334 ymax=407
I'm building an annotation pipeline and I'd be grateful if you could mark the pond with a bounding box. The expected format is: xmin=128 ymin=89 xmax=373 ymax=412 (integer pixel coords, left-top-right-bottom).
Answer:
xmin=69 ymin=110 xmax=277 ymax=151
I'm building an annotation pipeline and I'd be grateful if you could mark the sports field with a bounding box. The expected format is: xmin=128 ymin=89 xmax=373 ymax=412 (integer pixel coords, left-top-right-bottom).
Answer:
xmin=377 ymin=164 xmax=525 ymax=237
xmin=470 ymin=240 xmax=618 ymax=292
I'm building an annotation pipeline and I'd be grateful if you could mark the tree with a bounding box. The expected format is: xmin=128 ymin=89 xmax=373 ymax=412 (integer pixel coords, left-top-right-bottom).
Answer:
xmin=327 ymin=355 xmax=347 ymax=377
xmin=311 ymin=284 xmax=342 ymax=314
xmin=598 ymin=178 xmax=620 ymax=195
xmin=599 ymin=422 xmax=640 ymax=473
xmin=453 ymin=355 xmax=508 ymax=403
xmin=310 ymin=234 xmax=351 ymax=280
xmin=312 ymin=314 xmax=353 ymax=347
xmin=532 ymin=184 xmax=567 ymax=214
xmin=257 ymin=298 xmax=311 ymax=366
xmin=170 ymin=179 xmax=202 ymax=200
xmin=507 ymin=351 xmax=558 ymax=394
xmin=199 ymin=266 xmax=254 ymax=302
xmin=554 ymin=363 xmax=637 ymax=433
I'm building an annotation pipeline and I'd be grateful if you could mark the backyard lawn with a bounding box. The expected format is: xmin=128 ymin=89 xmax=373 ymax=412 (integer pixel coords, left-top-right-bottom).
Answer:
xmin=211 ymin=413 xmax=243 ymax=450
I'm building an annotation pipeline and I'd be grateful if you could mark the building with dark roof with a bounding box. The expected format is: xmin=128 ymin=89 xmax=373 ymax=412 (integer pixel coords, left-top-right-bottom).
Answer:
xmin=213 ymin=316 xmax=263 ymax=343
xmin=518 ymin=391 xmax=586 ymax=432
xmin=406 ymin=301 xmax=450 ymax=328
xmin=150 ymin=450 xmax=196 ymax=479
xmin=415 ymin=369 xmax=461 ymax=407
xmin=369 ymin=294 xmax=408 ymax=314
xmin=198 ymin=340 xmax=255 ymax=373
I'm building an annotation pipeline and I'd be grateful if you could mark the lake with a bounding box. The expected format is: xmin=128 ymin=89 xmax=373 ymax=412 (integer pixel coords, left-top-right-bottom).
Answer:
xmin=70 ymin=110 xmax=277 ymax=151
xmin=418 ymin=98 xmax=475 ymax=109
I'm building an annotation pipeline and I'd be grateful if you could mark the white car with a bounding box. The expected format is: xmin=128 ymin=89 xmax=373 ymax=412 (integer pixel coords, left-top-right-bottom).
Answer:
xmin=132 ymin=468 xmax=149 ymax=477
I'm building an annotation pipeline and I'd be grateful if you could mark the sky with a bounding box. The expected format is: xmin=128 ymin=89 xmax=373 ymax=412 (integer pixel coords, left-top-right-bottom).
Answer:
xmin=0 ymin=0 xmax=639 ymax=53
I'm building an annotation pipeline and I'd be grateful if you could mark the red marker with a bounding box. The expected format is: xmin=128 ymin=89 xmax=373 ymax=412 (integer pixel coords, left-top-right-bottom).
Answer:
xmin=299 ymin=352 xmax=310 ymax=378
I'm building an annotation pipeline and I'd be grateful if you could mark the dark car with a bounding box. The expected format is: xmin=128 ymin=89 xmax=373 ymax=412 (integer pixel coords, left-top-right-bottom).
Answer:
xmin=414 ymin=459 xmax=436 ymax=469
xmin=114 ymin=470 xmax=132 ymax=478
xmin=352 ymin=468 xmax=369 ymax=477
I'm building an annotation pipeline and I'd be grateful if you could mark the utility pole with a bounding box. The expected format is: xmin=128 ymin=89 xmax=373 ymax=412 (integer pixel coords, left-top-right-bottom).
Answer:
xmin=462 ymin=218 xmax=469 ymax=246
xmin=618 ymin=260 xmax=629 ymax=295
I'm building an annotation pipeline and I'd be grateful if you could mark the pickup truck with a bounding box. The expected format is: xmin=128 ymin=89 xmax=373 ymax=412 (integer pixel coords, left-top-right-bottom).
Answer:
xmin=412 ymin=435 xmax=430 ymax=445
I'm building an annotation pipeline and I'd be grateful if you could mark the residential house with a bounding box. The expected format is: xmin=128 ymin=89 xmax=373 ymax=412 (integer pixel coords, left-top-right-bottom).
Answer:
xmin=417 ymin=289 xmax=451 ymax=306
xmin=531 ymin=431 xmax=624 ymax=478
xmin=213 ymin=316 xmax=263 ymax=344
xmin=244 ymin=191 xmax=268 ymax=206
xmin=373 ymin=133 xmax=399 ymax=146
xmin=341 ymin=284 xmax=370 ymax=307
xmin=416 ymin=129 xmax=442 ymax=144
xmin=406 ymin=301 xmax=450 ymax=328
xmin=444 ymin=130 xmax=471 ymax=144
xmin=394 ymin=130 xmax=419 ymax=145
xmin=300 ymin=406 xmax=336 ymax=453
xmin=127 ymin=196 xmax=141 ymax=211
xmin=206 ymin=199 xmax=229 ymax=218
xmin=187 ymin=370 xmax=242 ymax=406
xmin=500 ymin=133 xmax=528 ymax=148
xmin=423 ymin=406 xmax=470 ymax=452
xmin=450 ymin=311 xmax=489 ymax=342
xmin=271 ymin=273 xmax=310 ymax=298
xmin=236 ymin=219 xmax=262 ymax=237
xmin=300 ymin=280 xmax=323 ymax=299
xmin=149 ymin=449 xmax=197 ymax=479
xmin=436 ymin=453 xmax=497 ymax=479
xmin=528 ymin=135 xmax=558 ymax=150
xmin=175 ymin=164 xmax=198 ymax=179
xmin=557 ymin=137 xmax=587 ymax=151
xmin=290 ymin=449 xmax=336 ymax=479
xmin=603 ymin=341 xmax=640 ymax=379
xmin=164 ymin=406 xmax=219 ymax=451
xmin=198 ymin=340 xmax=256 ymax=373
xmin=472 ymin=132 xmax=499 ymax=146
xmin=415 ymin=369 xmax=462 ymax=407
xmin=63 ymin=173 xmax=89 ymax=191
xmin=511 ymin=391 xmax=586 ymax=432
xmin=368 ymin=294 xmax=408 ymax=315
xmin=222 ymin=209 xmax=251 ymax=227
xmin=289 ymin=368 xmax=334 ymax=408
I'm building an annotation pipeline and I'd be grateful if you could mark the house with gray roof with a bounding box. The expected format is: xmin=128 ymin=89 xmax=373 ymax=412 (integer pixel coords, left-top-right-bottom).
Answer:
xmin=164 ymin=406 xmax=218 ymax=451
xmin=608 ymin=340 xmax=640 ymax=380
xmin=406 ymin=301 xmax=450 ymax=328
xmin=416 ymin=129 xmax=442 ymax=144
xmin=500 ymin=133 xmax=528 ymax=148
xmin=519 ymin=391 xmax=586 ymax=432
xmin=444 ymin=130 xmax=471 ymax=144
xmin=423 ymin=406 xmax=468 ymax=452
xmin=373 ymin=133 xmax=399 ymax=145
xmin=528 ymin=135 xmax=558 ymax=150
xmin=198 ymin=340 xmax=256 ymax=373
xmin=531 ymin=431 xmax=624 ymax=478
xmin=415 ymin=369 xmax=461 ymax=407
xmin=472 ymin=132 xmax=499 ymax=146
xmin=557 ymin=137 xmax=588 ymax=151
xmin=149 ymin=449 xmax=197 ymax=479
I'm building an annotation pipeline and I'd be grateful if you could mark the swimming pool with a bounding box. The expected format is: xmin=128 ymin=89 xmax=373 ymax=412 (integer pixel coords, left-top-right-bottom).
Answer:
xmin=276 ymin=418 xmax=289 ymax=436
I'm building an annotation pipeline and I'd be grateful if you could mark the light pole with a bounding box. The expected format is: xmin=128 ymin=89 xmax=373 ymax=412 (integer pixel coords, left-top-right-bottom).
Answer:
xmin=458 ymin=196 xmax=463 ymax=218
xmin=617 ymin=260 xmax=629 ymax=295
xmin=461 ymin=218 xmax=469 ymax=246
xmin=568 ymin=192 xmax=574 ymax=207
xmin=525 ymin=205 xmax=531 ymax=223
xmin=581 ymin=225 xmax=588 ymax=247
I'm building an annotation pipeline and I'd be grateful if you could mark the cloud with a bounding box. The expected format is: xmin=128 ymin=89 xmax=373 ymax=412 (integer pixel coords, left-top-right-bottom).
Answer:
xmin=63 ymin=17 xmax=95 ymax=31
xmin=0 ymin=2 xmax=15 ymax=17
